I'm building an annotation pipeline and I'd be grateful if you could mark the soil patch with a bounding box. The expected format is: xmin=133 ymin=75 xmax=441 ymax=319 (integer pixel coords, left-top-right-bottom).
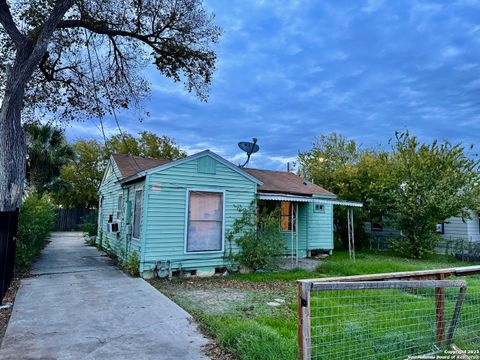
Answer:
xmin=0 ymin=277 xmax=21 ymax=345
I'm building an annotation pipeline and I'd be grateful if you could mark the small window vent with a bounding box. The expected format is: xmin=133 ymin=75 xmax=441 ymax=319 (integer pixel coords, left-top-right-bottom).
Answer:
xmin=197 ymin=156 xmax=216 ymax=174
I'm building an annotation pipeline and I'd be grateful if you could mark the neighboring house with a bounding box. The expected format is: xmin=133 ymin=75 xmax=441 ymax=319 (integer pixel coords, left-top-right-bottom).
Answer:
xmin=98 ymin=150 xmax=361 ymax=278
xmin=364 ymin=210 xmax=480 ymax=245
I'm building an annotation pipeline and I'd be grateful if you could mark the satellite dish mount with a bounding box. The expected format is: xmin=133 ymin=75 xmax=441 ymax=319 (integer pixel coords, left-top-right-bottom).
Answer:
xmin=238 ymin=138 xmax=259 ymax=168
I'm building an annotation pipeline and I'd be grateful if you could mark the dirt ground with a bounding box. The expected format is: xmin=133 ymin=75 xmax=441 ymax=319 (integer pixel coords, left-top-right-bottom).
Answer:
xmin=150 ymin=277 xmax=296 ymax=360
xmin=0 ymin=278 xmax=20 ymax=344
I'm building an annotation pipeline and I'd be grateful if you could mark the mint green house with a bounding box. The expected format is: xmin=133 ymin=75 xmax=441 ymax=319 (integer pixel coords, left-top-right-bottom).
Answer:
xmin=97 ymin=150 xmax=361 ymax=278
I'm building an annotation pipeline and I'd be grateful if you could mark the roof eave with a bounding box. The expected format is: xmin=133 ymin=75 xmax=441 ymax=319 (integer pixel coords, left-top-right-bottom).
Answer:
xmin=138 ymin=150 xmax=264 ymax=185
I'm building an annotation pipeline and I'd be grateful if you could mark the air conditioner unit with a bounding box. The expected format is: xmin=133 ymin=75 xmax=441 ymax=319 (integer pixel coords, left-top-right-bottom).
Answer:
xmin=107 ymin=222 xmax=120 ymax=233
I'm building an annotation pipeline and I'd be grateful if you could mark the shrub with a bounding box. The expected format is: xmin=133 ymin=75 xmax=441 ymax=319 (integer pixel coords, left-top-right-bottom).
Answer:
xmin=97 ymin=229 xmax=103 ymax=250
xmin=126 ymin=251 xmax=140 ymax=276
xmin=16 ymin=195 xmax=55 ymax=273
xmin=390 ymin=232 xmax=439 ymax=259
xmin=79 ymin=211 xmax=98 ymax=236
xmin=227 ymin=203 xmax=285 ymax=272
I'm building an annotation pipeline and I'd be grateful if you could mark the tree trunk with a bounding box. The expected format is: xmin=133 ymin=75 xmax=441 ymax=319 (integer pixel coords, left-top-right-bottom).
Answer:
xmin=0 ymin=59 xmax=27 ymax=212
xmin=0 ymin=0 xmax=75 ymax=212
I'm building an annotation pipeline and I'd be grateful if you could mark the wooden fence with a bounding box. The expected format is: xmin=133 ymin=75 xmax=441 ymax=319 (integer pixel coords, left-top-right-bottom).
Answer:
xmin=55 ymin=208 xmax=97 ymax=231
xmin=0 ymin=210 xmax=18 ymax=304
xmin=297 ymin=266 xmax=480 ymax=360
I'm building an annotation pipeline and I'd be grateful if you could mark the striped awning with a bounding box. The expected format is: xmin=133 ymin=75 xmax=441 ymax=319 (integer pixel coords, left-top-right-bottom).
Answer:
xmin=257 ymin=193 xmax=363 ymax=207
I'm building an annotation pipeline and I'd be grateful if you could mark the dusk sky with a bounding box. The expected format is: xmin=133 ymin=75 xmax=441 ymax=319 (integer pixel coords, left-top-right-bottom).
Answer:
xmin=67 ymin=0 xmax=480 ymax=170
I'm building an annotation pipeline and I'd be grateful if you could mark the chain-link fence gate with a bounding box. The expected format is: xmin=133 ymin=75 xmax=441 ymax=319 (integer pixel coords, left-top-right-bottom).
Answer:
xmin=297 ymin=266 xmax=480 ymax=360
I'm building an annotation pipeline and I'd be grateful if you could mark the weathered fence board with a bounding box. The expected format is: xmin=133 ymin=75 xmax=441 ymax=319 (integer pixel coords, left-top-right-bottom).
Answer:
xmin=55 ymin=208 xmax=96 ymax=231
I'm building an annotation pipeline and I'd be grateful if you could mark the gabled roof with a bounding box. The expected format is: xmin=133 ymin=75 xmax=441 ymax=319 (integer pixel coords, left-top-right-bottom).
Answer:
xmin=110 ymin=151 xmax=263 ymax=185
xmin=138 ymin=150 xmax=263 ymax=185
xmin=111 ymin=154 xmax=170 ymax=178
xmin=243 ymin=168 xmax=335 ymax=197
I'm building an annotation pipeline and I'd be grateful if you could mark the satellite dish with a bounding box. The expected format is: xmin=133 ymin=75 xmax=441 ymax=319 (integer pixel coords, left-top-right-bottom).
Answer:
xmin=238 ymin=141 xmax=259 ymax=154
xmin=238 ymin=138 xmax=259 ymax=168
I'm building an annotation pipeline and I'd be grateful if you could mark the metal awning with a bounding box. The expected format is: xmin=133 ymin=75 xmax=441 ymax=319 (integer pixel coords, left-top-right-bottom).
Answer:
xmin=257 ymin=193 xmax=363 ymax=207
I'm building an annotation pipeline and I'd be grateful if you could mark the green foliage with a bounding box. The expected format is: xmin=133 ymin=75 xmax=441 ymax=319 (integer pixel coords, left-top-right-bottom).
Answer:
xmin=227 ymin=203 xmax=285 ymax=272
xmin=16 ymin=195 xmax=55 ymax=273
xmin=105 ymin=131 xmax=187 ymax=160
xmin=52 ymin=134 xmax=186 ymax=209
xmin=79 ymin=211 xmax=98 ymax=236
xmin=97 ymin=230 xmax=103 ymax=251
xmin=207 ymin=316 xmax=295 ymax=360
xmin=299 ymin=131 xmax=480 ymax=259
xmin=126 ymin=251 xmax=140 ymax=277
xmin=298 ymin=133 xmax=385 ymax=248
xmin=25 ymin=122 xmax=74 ymax=195
xmin=379 ymin=132 xmax=480 ymax=258
xmin=51 ymin=139 xmax=106 ymax=208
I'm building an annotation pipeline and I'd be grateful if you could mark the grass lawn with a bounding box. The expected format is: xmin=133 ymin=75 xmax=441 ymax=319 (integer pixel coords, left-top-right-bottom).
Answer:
xmin=148 ymin=251 xmax=480 ymax=360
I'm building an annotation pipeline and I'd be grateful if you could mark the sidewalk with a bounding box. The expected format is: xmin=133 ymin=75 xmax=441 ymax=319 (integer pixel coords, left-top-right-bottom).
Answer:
xmin=0 ymin=232 xmax=210 ymax=360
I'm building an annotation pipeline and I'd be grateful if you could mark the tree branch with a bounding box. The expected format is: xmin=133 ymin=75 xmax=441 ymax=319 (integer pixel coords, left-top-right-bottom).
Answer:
xmin=0 ymin=0 xmax=25 ymax=45
xmin=57 ymin=19 xmax=158 ymax=48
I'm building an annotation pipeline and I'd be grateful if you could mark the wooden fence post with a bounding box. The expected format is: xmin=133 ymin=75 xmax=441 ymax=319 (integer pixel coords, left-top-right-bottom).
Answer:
xmin=436 ymin=274 xmax=446 ymax=346
xmin=298 ymin=281 xmax=311 ymax=360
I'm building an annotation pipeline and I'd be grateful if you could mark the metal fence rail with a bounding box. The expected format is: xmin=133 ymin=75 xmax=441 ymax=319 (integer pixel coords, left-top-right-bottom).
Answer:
xmin=298 ymin=266 xmax=480 ymax=360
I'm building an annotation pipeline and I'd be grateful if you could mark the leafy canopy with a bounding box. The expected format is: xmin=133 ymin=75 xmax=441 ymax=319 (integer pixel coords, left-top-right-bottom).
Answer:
xmin=106 ymin=131 xmax=187 ymax=160
xmin=25 ymin=122 xmax=74 ymax=194
xmin=380 ymin=131 xmax=480 ymax=258
xmin=0 ymin=0 xmax=221 ymax=121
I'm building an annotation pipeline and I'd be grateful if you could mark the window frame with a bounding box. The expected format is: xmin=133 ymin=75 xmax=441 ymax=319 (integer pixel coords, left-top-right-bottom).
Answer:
xmin=116 ymin=193 xmax=124 ymax=220
xmin=314 ymin=203 xmax=325 ymax=213
xmin=280 ymin=201 xmax=296 ymax=232
xmin=184 ymin=188 xmax=226 ymax=254
xmin=132 ymin=189 xmax=144 ymax=240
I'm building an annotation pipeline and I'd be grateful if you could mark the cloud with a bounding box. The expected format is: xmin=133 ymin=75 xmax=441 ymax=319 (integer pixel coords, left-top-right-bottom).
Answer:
xmin=59 ymin=0 xmax=480 ymax=169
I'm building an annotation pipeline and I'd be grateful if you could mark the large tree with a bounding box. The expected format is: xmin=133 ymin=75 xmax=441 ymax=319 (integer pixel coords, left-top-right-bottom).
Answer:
xmin=25 ymin=122 xmax=73 ymax=194
xmin=0 ymin=0 xmax=220 ymax=214
xmin=379 ymin=132 xmax=480 ymax=258
xmin=51 ymin=139 xmax=105 ymax=208
xmin=106 ymin=131 xmax=187 ymax=160
xmin=298 ymin=133 xmax=386 ymax=248
xmin=52 ymin=132 xmax=186 ymax=208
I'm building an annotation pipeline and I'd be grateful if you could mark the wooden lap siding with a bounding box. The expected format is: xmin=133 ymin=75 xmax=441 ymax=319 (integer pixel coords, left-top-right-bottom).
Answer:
xmin=98 ymin=161 xmax=143 ymax=262
xmin=305 ymin=201 xmax=334 ymax=251
xmin=141 ymin=155 xmax=257 ymax=274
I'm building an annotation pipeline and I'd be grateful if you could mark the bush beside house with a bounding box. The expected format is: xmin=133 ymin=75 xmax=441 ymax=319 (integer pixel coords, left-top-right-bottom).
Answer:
xmin=16 ymin=195 xmax=55 ymax=273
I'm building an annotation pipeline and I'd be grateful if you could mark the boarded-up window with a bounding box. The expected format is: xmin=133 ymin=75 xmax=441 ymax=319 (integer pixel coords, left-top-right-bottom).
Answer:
xmin=280 ymin=201 xmax=296 ymax=231
xmin=133 ymin=190 xmax=143 ymax=239
xmin=186 ymin=191 xmax=223 ymax=252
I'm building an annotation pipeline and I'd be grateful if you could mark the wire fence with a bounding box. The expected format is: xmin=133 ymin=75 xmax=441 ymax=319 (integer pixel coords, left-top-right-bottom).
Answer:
xmin=298 ymin=268 xmax=480 ymax=360
xmin=367 ymin=235 xmax=480 ymax=262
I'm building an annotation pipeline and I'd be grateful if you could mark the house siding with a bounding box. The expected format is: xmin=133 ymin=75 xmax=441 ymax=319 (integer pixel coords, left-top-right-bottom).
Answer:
xmin=306 ymin=201 xmax=334 ymax=251
xmin=443 ymin=210 xmax=480 ymax=242
xmin=141 ymin=154 xmax=257 ymax=275
xmin=98 ymin=159 xmax=144 ymax=264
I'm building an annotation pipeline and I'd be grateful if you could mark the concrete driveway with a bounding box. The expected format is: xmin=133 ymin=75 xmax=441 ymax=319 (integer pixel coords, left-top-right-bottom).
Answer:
xmin=0 ymin=232 xmax=210 ymax=360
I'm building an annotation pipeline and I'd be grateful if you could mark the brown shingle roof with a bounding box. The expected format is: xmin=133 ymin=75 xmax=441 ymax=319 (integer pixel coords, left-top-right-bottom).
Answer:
xmin=112 ymin=154 xmax=170 ymax=178
xmin=244 ymin=168 xmax=335 ymax=197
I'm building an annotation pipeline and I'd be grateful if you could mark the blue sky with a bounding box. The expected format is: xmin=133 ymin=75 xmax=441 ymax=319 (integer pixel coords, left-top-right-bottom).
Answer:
xmin=67 ymin=0 xmax=480 ymax=170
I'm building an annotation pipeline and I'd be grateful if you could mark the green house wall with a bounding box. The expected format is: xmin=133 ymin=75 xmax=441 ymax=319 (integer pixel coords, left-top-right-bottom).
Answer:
xmin=141 ymin=154 xmax=257 ymax=276
xmin=98 ymin=153 xmax=335 ymax=277
xmin=98 ymin=160 xmax=143 ymax=264
xmin=281 ymin=201 xmax=334 ymax=258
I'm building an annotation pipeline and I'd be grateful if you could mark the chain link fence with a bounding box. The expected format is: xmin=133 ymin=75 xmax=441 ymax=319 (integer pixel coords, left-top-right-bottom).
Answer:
xmin=298 ymin=267 xmax=480 ymax=360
